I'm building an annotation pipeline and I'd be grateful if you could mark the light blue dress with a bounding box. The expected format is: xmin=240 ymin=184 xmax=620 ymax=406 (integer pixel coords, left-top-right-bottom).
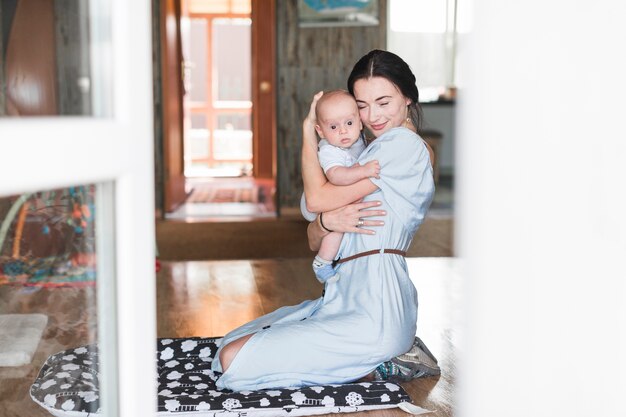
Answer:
xmin=212 ymin=127 xmax=435 ymax=391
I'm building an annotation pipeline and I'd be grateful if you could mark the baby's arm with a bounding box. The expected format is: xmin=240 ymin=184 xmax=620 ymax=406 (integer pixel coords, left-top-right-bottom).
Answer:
xmin=325 ymin=160 xmax=380 ymax=186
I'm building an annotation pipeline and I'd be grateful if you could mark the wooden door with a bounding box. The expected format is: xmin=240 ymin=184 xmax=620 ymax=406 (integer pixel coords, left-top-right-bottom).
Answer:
xmin=161 ymin=0 xmax=187 ymax=212
xmin=4 ymin=0 xmax=57 ymax=116
xmin=251 ymin=0 xmax=276 ymax=179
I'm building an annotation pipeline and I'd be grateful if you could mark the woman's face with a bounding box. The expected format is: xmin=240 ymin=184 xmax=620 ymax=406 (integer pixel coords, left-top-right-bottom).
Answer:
xmin=353 ymin=76 xmax=411 ymax=138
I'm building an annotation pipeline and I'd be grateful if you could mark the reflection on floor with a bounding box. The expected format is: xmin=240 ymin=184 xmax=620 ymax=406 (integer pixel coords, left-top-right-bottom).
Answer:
xmin=0 ymin=284 xmax=97 ymax=417
xmin=157 ymin=257 xmax=460 ymax=417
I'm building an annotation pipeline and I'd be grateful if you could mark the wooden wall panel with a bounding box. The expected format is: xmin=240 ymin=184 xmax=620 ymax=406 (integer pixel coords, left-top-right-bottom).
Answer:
xmin=54 ymin=0 xmax=91 ymax=116
xmin=276 ymin=0 xmax=387 ymax=209
xmin=152 ymin=0 xmax=165 ymax=217
xmin=0 ymin=3 xmax=4 ymax=116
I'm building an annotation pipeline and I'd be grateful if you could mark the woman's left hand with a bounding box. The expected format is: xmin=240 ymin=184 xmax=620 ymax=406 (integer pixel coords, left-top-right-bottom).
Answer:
xmin=307 ymin=201 xmax=386 ymax=251
xmin=320 ymin=200 xmax=385 ymax=235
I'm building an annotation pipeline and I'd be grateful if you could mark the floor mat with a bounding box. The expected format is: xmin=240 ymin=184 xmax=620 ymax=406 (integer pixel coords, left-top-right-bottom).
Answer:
xmin=31 ymin=337 xmax=430 ymax=416
xmin=0 ymin=314 xmax=48 ymax=367
xmin=186 ymin=185 xmax=263 ymax=204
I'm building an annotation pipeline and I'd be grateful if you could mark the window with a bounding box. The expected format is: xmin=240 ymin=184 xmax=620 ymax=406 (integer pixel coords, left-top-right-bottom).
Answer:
xmin=182 ymin=0 xmax=252 ymax=177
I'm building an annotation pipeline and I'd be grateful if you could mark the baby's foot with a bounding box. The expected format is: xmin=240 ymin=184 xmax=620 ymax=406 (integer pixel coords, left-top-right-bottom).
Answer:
xmin=312 ymin=256 xmax=336 ymax=284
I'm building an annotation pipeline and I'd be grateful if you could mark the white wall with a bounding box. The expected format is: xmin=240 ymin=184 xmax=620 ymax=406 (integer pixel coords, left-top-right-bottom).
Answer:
xmin=457 ymin=1 xmax=626 ymax=417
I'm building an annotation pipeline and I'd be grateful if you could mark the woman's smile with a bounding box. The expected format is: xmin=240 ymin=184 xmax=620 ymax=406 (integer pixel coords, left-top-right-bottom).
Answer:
xmin=369 ymin=122 xmax=387 ymax=132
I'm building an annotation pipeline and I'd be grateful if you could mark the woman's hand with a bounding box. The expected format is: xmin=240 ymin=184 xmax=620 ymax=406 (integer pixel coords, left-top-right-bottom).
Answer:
xmin=307 ymin=200 xmax=386 ymax=251
xmin=303 ymin=91 xmax=323 ymax=127
xmin=322 ymin=200 xmax=385 ymax=234
xmin=303 ymin=91 xmax=323 ymax=150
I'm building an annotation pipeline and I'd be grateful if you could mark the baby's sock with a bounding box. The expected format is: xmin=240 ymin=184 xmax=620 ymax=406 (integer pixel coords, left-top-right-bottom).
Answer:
xmin=312 ymin=255 xmax=335 ymax=284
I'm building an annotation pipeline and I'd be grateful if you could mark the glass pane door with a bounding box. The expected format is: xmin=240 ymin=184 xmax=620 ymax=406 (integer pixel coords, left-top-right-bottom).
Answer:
xmin=182 ymin=1 xmax=252 ymax=177
xmin=0 ymin=183 xmax=117 ymax=416
xmin=0 ymin=0 xmax=156 ymax=416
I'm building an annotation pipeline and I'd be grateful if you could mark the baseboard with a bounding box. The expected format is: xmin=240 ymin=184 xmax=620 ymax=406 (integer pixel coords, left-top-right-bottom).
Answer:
xmin=279 ymin=206 xmax=302 ymax=219
xmin=156 ymin=216 xmax=453 ymax=261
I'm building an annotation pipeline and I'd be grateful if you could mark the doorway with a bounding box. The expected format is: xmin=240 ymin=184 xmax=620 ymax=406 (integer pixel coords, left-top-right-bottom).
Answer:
xmin=165 ymin=0 xmax=276 ymax=219
xmin=182 ymin=6 xmax=252 ymax=178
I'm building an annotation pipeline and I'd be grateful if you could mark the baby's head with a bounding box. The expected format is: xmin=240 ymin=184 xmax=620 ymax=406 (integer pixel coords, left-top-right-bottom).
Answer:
xmin=315 ymin=90 xmax=363 ymax=149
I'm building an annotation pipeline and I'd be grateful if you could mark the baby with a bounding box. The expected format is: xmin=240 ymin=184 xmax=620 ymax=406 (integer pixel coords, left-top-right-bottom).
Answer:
xmin=301 ymin=90 xmax=380 ymax=283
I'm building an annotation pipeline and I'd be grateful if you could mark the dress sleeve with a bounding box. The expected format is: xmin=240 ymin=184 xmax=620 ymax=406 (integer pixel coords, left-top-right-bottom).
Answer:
xmin=300 ymin=193 xmax=317 ymax=222
xmin=358 ymin=128 xmax=435 ymax=235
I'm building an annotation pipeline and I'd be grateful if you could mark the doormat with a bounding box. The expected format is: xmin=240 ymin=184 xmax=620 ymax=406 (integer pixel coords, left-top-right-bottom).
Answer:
xmin=31 ymin=337 xmax=432 ymax=416
xmin=186 ymin=186 xmax=263 ymax=204
xmin=0 ymin=314 xmax=48 ymax=367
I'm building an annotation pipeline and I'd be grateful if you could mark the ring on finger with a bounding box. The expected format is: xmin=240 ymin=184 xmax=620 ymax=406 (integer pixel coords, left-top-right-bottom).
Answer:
xmin=357 ymin=219 xmax=364 ymax=227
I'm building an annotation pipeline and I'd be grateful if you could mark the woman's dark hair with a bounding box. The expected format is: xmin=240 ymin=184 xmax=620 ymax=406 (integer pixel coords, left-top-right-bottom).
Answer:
xmin=347 ymin=49 xmax=424 ymax=134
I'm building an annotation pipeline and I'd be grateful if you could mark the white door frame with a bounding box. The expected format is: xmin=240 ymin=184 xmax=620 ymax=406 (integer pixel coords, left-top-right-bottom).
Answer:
xmin=0 ymin=0 xmax=157 ymax=415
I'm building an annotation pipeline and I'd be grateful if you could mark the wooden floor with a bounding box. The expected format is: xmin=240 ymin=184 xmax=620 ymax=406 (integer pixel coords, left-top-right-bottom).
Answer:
xmin=156 ymin=257 xmax=460 ymax=417
xmin=0 ymin=257 xmax=460 ymax=417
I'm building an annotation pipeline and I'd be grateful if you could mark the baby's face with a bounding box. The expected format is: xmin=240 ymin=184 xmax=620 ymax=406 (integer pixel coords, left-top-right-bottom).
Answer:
xmin=315 ymin=96 xmax=363 ymax=148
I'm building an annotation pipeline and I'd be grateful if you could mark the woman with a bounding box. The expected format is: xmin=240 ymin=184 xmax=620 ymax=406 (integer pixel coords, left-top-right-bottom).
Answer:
xmin=212 ymin=50 xmax=439 ymax=391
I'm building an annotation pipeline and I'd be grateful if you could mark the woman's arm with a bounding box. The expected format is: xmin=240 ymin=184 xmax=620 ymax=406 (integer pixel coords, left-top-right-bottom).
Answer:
xmin=307 ymin=201 xmax=386 ymax=251
xmin=302 ymin=93 xmax=378 ymax=213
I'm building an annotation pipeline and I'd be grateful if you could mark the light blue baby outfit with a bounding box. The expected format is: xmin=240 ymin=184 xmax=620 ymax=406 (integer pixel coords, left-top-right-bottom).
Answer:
xmin=212 ymin=127 xmax=435 ymax=391
xmin=300 ymin=137 xmax=367 ymax=222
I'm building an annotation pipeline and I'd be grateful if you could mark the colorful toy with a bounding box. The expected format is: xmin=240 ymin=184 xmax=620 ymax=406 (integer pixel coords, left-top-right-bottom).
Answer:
xmin=0 ymin=186 xmax=97 ymax=287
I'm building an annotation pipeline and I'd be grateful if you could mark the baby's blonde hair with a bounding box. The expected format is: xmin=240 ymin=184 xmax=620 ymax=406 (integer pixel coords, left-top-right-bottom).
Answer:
xmin=315 ymin=89 xmax=356 ymax=121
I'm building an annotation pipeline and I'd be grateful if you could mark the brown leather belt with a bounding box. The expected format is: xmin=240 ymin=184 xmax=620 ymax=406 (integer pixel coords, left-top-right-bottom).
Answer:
xmin=334 ymin=249 xmax=407 ymax=266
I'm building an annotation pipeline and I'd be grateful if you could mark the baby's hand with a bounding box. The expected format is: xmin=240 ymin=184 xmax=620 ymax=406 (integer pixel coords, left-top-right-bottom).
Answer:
xmin=363 ymin=160 xmax=380 ymax=179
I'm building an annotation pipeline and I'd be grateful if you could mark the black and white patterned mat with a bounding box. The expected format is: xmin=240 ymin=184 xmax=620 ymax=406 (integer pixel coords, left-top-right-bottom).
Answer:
xmin=31 ymin=337 xmax=425 ymax=416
